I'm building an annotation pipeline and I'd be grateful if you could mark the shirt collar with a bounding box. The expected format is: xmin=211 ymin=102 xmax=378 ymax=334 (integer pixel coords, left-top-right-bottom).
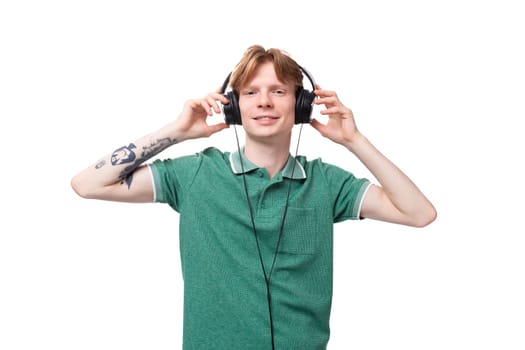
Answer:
xmin=229 ymin=148 xmax=307 ymax=180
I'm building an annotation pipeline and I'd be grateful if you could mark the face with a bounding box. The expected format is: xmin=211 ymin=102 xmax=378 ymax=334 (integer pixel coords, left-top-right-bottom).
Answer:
xmin=238 ymin=61 xmax=296 ymax=143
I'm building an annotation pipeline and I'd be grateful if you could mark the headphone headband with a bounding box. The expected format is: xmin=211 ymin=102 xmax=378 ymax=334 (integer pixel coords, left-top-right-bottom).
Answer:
xmin=298 ymin=66 xmax=316 ymax=93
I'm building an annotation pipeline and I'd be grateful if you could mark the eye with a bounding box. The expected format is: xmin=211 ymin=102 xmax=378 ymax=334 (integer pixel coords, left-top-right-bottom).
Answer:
xmin=273 ymin=89 xmax=286 ymax=95
xmin=242 ymin=90 xmax=257 ymax=96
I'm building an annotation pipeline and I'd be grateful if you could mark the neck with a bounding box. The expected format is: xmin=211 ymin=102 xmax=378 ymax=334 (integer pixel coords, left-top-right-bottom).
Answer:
xmin=244 ymin=135 xmax=291 ymax=179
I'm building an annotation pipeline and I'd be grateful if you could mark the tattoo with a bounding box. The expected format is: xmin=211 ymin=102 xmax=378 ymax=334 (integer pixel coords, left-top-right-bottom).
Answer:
xmin=95 ymin=159 xmax=106 ymax=169
xmin=142 ymin=137 xmax=173 ymax=158
xmin=111 ymin=143 xmax=136 ymax=165
xmin=116 ymin=137 xmax=177 ymax=184
xmin=120 ymin=173 xmax=133 ymax=189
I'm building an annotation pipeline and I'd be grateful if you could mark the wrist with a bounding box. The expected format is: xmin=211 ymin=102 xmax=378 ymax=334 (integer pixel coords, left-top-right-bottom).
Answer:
xmin=158 ymin=121 xmax=188 ymax=143
xmin=342 ymin=131 xmax=367 ymax=152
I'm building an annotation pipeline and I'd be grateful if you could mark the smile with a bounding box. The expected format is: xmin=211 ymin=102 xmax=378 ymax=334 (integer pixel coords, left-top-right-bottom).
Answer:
xmin=253 ymin=116 xmax=280 ymax=120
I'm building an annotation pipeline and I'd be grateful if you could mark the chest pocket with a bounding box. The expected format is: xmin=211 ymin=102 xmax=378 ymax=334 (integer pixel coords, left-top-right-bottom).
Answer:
xmin=278 ymin=207 xmax=322 ymax=255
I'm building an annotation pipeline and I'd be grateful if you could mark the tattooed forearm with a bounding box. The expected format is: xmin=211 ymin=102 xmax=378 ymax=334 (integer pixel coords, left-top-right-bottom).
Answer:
xmin=142 ymin=137 xmax=174 ymax=158
xmin=114 ymin=137 xmax=177 ymax=183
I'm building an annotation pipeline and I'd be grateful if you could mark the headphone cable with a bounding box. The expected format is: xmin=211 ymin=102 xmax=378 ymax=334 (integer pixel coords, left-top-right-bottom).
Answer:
xmin=233 ymin=124 xmax=304 ymax=350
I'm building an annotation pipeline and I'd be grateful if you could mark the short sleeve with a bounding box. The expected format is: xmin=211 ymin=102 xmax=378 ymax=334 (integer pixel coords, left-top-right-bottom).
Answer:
xmin=322 ymin=162 xmax=371 ymax=222
xmin=149 ymin=153 xmax=203 ymax=212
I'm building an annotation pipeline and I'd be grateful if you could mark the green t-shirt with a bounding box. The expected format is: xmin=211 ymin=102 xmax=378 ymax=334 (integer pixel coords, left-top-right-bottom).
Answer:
xmin=150 ymin=147 xmax=371 ymax=350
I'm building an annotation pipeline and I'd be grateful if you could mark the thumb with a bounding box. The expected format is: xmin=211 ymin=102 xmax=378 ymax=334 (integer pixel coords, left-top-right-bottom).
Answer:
xmin=207 ymin=122 xmax=230 ymax=136
xmin=310 ymin=118 xmax=326 ymax=135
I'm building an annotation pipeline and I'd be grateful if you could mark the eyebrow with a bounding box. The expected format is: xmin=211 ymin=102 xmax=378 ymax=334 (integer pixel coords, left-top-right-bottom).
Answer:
xmin=242 ymin=83 xmax=290 ymax=91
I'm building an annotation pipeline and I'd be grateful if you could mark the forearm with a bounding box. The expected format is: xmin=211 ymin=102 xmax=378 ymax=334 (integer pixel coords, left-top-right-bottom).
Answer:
xmin=71 ymin=121 xmax=182 ymax=198
xmin=344 ymin=132 xmax=436 ymax=225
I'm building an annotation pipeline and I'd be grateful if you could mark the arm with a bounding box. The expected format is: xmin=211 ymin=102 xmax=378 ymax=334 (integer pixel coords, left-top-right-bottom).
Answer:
xmin=310 ymin=88 xmax=437 ymax=227
xmin=71 ymin=90 xmax=230 ymax=203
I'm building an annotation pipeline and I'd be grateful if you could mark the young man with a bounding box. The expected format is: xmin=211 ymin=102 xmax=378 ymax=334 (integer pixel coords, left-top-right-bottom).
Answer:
xmin=71 ymin=45 xmax=436 ymax=349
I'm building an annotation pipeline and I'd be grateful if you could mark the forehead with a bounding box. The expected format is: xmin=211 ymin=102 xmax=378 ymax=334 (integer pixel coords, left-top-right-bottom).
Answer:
xmin=243 ymin=61 xmax=292 ymax=88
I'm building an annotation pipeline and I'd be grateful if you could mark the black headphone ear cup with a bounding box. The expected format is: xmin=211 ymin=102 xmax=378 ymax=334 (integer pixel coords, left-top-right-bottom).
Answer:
xmin=223 ymin=91 xmax=242 ymax=125
xmin=295 ymin=89 xmax=316 ymax=124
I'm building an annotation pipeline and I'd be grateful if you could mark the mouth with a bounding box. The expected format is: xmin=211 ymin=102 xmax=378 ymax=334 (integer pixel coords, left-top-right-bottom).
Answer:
xmin=253 ymin=116 xmax=280 ymax=121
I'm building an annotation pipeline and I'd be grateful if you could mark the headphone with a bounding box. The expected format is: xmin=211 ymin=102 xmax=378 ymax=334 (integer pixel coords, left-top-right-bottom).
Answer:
xmin=220 ymin=66 xmax=317 ymax=125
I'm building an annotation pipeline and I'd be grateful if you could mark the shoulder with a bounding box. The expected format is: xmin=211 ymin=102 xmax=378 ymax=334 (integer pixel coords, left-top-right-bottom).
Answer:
xmin=297 ymin=155 xmax=344 ymax=175
xmin=149 ymin=147 xmax=230 ymax=188
xmin=201 ymin=146 xmax=229 ymax=160
xmin=175 ymin=147 xmax=232 ymax=175
xmin=299 ymin=155 xmax=369 ymax=187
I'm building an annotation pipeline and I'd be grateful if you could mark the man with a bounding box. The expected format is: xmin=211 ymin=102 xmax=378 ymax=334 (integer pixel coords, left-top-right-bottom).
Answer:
xmin=71 ymin=45 xmax=436 ymax=349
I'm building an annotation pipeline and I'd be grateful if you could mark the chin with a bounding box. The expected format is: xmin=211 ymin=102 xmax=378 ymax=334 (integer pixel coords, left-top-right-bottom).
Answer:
xmin=246 ymin=130 xmax=292 ymax=143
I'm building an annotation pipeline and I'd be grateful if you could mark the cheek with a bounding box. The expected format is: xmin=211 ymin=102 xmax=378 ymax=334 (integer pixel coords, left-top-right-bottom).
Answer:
xmin=285 ymin=101 xmax=297 ymax=122
xmin=238 ymin=100 xmax=251 ymax=118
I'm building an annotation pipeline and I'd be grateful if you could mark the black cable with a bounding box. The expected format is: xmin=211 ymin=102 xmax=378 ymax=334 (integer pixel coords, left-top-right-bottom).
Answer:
xmin=233 ymin=124 xmax=304 ymax=350
xmin=234 ymin=126 xmax=275 ymax=349
xmin=269 ymin=124 xmax=303 ymax=281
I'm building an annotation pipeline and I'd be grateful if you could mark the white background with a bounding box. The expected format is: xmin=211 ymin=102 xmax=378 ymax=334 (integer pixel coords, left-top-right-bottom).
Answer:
xmin=1 ymin=0 xmax=524 ymax=349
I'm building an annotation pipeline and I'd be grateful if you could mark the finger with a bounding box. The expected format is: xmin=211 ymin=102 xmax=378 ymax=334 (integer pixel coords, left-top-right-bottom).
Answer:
xmin=315 ymin=88 xmax=337 ymax=98
xmin=314 ymin=95 xmax=337 ymax=105
xmin=196 ymin=99 xmax=214 ymax=116
xmin=207 ymin=93 xmax=230 ymax=114
xmin=310 ymin=118 xmax=326 ymax=133
xmin=207 ymin=122 xmax=230 ymax=136
xmin=320 ymin=106 xmax=348 ymax=117
xmin=203 ymin=95 xmax=221 ymax=114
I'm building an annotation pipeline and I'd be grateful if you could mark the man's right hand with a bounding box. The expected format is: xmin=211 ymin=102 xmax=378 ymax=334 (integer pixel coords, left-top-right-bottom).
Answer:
xmin=172 ymin=88 xmax=230 ymax=142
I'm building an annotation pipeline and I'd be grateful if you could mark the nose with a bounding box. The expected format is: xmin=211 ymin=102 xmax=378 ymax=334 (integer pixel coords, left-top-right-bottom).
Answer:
xmin=257 ymin=91 xmax=272 ymax=108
